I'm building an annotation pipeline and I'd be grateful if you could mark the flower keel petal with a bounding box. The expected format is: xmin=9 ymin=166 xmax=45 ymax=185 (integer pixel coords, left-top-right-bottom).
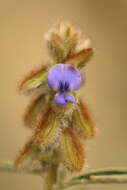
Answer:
xmin=54 ymin=92 xmax=67 ymax=107
xmin=65 ymin=92 xmax=75 ymax=104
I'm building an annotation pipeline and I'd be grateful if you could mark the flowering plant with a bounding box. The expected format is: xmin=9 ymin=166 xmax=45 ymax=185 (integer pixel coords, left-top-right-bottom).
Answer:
xmin=16 ymin=22 xmax=95 ymax=187
xmin=0 ymin=22 xmax=127 ymax=190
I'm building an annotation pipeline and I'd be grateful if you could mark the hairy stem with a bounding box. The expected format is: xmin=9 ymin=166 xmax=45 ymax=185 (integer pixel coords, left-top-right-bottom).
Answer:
xmin=0 ymin=161 xmax=127 ymax=190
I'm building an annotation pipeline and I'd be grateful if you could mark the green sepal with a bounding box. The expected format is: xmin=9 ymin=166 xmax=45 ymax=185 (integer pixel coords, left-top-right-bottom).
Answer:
xmin=63 ymin=48 xmax=93 ymax=69
xmin=62 ymin=27 xmax=78 ymax=57
xmin=48 ymin=33 xmax=66 ymax=63
xmin=72 ymin=100 xmax=96 ymax=139
xmin=48 ymin=28 xmax=79 ymax=63
xmin=34 ymin=109 xmax=63 ymax=149
xmin=19 ymin=67 xmax=48 ymax=93
xmin=24 ymin=93 xmax=53 ymax=128
xmin=60 ymin=128 xmax=85 ymax=171
xmin=15 ymin=145 xmax=41 ymax=170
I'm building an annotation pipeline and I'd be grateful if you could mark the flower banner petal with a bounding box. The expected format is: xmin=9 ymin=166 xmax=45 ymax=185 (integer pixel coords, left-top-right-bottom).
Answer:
xmin=48 ymin=64 xmax=82 ymax=91
xmin=48 ymin=64 xmax=65 ymax=90
xmin=64 ymin=65 xmax=82 ymax=90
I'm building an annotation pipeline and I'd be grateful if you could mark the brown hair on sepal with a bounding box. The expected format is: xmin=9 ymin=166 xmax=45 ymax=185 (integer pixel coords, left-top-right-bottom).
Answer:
xmin=33 ymin=106 xmax=52 ymax=136
xmin=64 ymin=127 xmax=86 ymax=171
xmin=63 ymin=48 xmax=94 ymax=68
xmin=14 ymin=138 xmax=34 ymax=167
xmin=79 ymin=98 xmax=96 ymax=137
xmin=23 ymin=94 xmax=46 ymax=128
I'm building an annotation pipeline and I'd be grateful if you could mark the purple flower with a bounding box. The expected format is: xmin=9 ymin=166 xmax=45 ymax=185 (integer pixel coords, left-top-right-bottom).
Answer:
xmin=48 ymin=64 xmax=82 ymax=107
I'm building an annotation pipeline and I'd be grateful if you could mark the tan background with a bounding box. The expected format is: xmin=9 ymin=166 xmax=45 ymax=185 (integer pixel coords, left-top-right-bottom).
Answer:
xmin=0 ymin=0 xmax=127 ymax=189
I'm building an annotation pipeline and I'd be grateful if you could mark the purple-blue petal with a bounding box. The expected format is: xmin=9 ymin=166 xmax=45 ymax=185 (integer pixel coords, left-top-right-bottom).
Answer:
xmin=64 ymin=92 xmax=75 ymax=103
xmin=54 ymin=92 xmax=67 ymax=107
xmin=64 ymin=66 xmax=82 ymax=90
xmin=48 ymin=64 xmax=65 ymax=90
xmin=48 ymin=64 xmax=82 ymax=91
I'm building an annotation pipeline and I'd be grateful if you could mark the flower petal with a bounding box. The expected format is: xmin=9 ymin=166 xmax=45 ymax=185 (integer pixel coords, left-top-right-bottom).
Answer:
xmin=48 ymin=64 xmax=65 ymax=90
xmin=65 ymin=65 xmax=82 ymax=90
xmin=54 ymin=92 xmax=67 ymax=107
xmin=64 ymin=92 xmax=75 ymax=103
xmin=48 ymin=64 xmax=82 ymax=91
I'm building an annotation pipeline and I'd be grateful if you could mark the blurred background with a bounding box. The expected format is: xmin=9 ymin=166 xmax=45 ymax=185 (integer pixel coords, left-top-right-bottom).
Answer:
xmin=0 ymin=0 xmax=127 ymax=189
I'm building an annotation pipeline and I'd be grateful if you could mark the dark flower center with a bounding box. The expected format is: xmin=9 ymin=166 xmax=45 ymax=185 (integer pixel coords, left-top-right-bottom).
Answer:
xmin=59 ymin=81 xmax=69 ymax=92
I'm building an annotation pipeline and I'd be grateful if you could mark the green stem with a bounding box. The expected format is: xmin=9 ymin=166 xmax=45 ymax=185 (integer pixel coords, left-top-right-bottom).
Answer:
xmin=44 ymin=164 xmax=58 ymax=190
xmin=63 ymin=167 xmax=127 ymax=189
xmin=0 ymin=161 xmax=43 ymax=175
xmin=0 ymin=161 xmax=127 ymax=190
xmin=71 ymin=167 xmax=127 ymax=180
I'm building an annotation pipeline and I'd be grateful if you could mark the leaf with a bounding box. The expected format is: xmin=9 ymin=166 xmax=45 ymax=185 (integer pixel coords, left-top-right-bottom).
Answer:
xmin=34 ymin=108 xmax=62 ymax=149
xmin=60 ymin=128 xmax=85 ymax=171
xmin=19 ymin=65 xmax=48 ymax=93
xmin=72 ymin=99 xmax=96 ymax=139
xmin=24 ymin=94 xmax=53 ymax=128
xmin=63 ymin=48 xmax=94 ymax=69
